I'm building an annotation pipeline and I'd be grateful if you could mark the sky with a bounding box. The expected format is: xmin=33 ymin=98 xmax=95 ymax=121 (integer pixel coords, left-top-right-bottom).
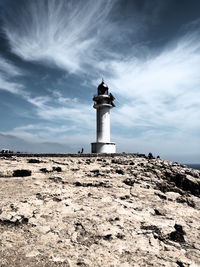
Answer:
xmin=0 ymin=0 xmax=200 ymax=163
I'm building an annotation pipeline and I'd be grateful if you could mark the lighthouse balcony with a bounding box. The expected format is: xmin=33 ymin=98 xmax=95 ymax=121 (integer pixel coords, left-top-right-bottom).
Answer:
xmin=93 ymin=103 xmax=113 ymax=109
xmin=93 ymin=94 xmax=110 ymax=102
xmin=93 ymin=94 xmax=115 ymax=108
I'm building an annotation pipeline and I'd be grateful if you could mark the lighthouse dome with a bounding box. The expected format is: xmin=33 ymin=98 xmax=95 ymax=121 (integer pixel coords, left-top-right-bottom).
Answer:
xmin=97 ymin=81 xmax=108 ymax=95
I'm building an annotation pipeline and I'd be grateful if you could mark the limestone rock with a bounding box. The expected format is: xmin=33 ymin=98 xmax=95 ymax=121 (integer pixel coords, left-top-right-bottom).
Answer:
xmin=0 ymin=154 xmax=200 ymax=266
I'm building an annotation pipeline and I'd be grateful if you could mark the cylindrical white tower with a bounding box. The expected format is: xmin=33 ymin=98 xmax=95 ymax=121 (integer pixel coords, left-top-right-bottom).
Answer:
xmin=97 ymin=106 xmax=110 ymax=142
xmin=91 ymin=81 xmax=116 ymax=153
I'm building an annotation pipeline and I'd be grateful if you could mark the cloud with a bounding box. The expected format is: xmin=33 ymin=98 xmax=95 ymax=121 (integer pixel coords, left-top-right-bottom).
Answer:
xmin=0 ymin=56 xmax=94 ymax=135
xmin=0 ymin=76 xmax=24 ymax=94
xmin=23 ymin=89 xmax=94 ymax=130
xmin=105 ymin=31 xmax=200 ymax=137
xmin=0 ymin=122 xmax=94 ymax=153
xmin=36 ymin=105 xmax=93 ymax=126
xmin=3 ymin=0 xmax=116 ymax=74
xmin=1 ymin=124 xmax=77 ymax=143
xmin=113 ymin=129 xmax=200 ymax=163
xmin=0 ymin=55 xmax=22 ymax=77
xmin=0 ymin=55 xmax=25 ymax=94
xmin=51 ymin=89 xmax=78 ymax=105
xmin=0 ymin=55 xmax=92 ymax=129
xmin=22 ymin=95 xmax=93 ymax=135
xmin=0 ymin=132 xmax=75 ymax=153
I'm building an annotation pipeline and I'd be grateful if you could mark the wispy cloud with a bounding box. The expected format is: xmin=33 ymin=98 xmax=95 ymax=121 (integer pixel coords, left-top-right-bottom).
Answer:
xmin=1 ymin=123 xmax=77 ymax=142
xmin=0 ymin=76 xmax=24 ymax=95
xmin=3 ymin=0 xmax=116 ymax=74
xmin=0 ymin=58 xmax=93 ymax=135
xmin=0 ymin=55 xmax=25 ymax=94
xmin=106 ymin=31 xmax=200 ymax=137
xmin=0 ymin=55 xmax=22 ymax=77
xmin=0 ymin=56 xmax=93 ymax=135
xmin=51 ymin=89 xmax=78 ymax=105
xmin=0 ymin=56 xmax=50 ymax=110
xmin=1 ymin=123 xmax=94 ymax=153
xmin=24 ymin=89 xmax=94 ymax=130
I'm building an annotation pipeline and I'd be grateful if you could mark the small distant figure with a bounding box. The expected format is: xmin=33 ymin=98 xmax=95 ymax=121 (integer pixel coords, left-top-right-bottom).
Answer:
xmin=148 ymin=152 xmax=154 ymax=159
xmin=78 ymin=151 xmax=80 ymax=154
xmin=81 ymin=148 xmax=84 ymax=154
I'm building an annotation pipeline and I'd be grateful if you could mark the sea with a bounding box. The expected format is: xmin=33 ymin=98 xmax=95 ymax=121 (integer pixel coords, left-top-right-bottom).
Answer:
xmin=185 ymin=164 xmax=200 ymax=170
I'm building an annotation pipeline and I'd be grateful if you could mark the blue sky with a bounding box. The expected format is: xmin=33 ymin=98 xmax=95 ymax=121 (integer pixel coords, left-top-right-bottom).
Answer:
xmin=0 ymin=0 xmax=200 ymax=163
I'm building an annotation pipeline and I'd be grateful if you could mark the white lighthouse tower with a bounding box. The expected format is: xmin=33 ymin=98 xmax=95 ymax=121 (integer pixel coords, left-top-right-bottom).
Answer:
xmin=91 ymin=80 xmax=116 ymax=153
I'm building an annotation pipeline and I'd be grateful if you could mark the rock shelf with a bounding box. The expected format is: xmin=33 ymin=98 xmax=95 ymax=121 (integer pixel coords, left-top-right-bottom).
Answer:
xmin=0 ymin=154 xmax=200 ymax=266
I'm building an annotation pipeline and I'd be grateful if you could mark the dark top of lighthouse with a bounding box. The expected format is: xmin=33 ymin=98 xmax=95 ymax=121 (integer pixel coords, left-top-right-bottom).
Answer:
xmin=93 ymin=80 xmax=115 ymax=108
xmin=97 ymin=81 xmax=109 ymax=95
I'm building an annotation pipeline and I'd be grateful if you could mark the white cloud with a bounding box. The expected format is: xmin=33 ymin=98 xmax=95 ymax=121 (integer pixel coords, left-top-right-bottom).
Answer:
xmin=0 ymin=58 xmax=50 ymax=107
xmin=51 ymin=89 xmax=78 ymax=105
xmin=3 ymin=0 xmax=116 ymax=74
xmin=0 ymin=76 xmax=24 ymax=94
xmin=0 ymin=55 xmax=25 ymax=94
xmin=0 ymin=58 xmax=94 ymax=134
xmin=113 ymin=129 xmax=200 ymax=163
xmin=0 ymin=55 xmax=22 ymax=77
xmin=23 ymin=90 xmax=94 ymax=130
xmin=0 ymin=57 xmax=94 ymax=134
xmin=105 ymin=32 xmax=200 ymax=135
xmin=1 ymin=123 xmax=94 ymax=153
xmin=25 ymin=95 xmax=51 ymax=108
xmin=2 ymin=123 xmax=77 ymax=143
xmin=34 ymin=104 xmax=94 ymax=131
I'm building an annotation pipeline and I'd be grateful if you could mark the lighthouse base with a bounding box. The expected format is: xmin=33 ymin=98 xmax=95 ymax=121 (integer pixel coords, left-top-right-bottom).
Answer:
xmin=91 ymin=142 xmax=116 ymax=153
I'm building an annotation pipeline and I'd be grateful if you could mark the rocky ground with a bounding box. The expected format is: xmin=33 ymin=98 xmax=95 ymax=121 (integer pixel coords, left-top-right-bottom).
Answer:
xmin=0 ymin=154 xmax=200 ymax=267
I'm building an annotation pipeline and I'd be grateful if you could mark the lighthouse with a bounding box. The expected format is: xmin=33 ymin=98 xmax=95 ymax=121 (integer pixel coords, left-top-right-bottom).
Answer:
xmin=91 ymin=80 xmax=116 ymax=153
